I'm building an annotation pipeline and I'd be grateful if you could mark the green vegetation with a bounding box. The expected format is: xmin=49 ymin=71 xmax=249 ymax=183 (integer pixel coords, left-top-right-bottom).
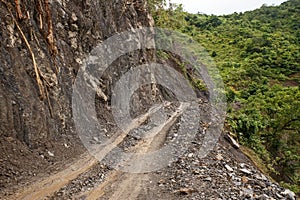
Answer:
xmin=148 ymin=0 xmax=300 ymax=193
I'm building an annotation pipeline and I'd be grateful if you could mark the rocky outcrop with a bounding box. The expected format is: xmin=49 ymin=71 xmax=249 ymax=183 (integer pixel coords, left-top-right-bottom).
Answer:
xmin=0 ymin=0 xmax=154 ymax=192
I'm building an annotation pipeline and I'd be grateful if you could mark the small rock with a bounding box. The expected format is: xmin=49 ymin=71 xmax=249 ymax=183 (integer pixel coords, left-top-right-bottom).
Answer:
xmin=175 ymin=188 xmax=195 ymax=195
xmin=216 ymin=154 xmax=223 ymax=161
xmin=234 ymin=181 xmax=242 ymax=186
xmin=224 ymin=134 xmax=240 ymax=149
xmin=64 ymin=143 xmax=70 ymax=148
xmin=71 ymin=13 xmax=78 ymax=21
xmin=260 ymin=174 xmax=268 ymax=181
xmin=241 ymin=176 xmax=248 ymax=184
xmin=70 ymin=38 xmax=78 ymax=49
xmin=281 ymin=189 xmax=295 ymax=200
xmin=276 ymin=193 xmax=284 ymax=198
xmin=93 ymin=137 xmax=99 ymax=142
xmin=56 ymin=22 xmax=64 ymax=29
xmin=240 ymin=163 xmax=246 ymax=168
xmin=75 ymin=58 xmax=82 ymax=64
xmin=47 ymin=151 xmax=54 ymax=157
xmin=203 ymin=177 xmax=212 ymax=181
xmin=188 ymin=153 xmax=194 ymax=158
xmin=242 ymin=188 xmax=253 ymax=198
xmin=158 ymin=179 xmax=165 ymax=184
xmin=6 ymin=137 xmax=14 ymax=142
xmin=257 ymin=181 xmax=266 ymax=188
xmin=256 ymin=194 xmax=269 ymax=200
xmin=240 ymin=168 xmax=252 ymax=175
xmin=255 ymin=174 xmax=268 ymax=181
xmin=225 ymin=164 xmax=234 ymax=172
xmin=68 ymin=31 xmax=77 ymax=38
xmin=71 ymin=24 xmax=79 ymax=31
xmin=228 ymin=173 xmax=235 ymax=179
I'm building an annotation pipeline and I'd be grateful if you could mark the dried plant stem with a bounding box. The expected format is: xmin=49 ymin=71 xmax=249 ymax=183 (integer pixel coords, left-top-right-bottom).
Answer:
xmin=14 ymin=0 xmax=23 ymax=19
xmin=44 ymin=0 xmax=57 ymax=55
xmin=15 ymin=19 xmax=46 ymax=99
xmin=36 ymin=0 xmax=44 ymax=29
xmin=2 ymin=0 xmax=45 ymax=99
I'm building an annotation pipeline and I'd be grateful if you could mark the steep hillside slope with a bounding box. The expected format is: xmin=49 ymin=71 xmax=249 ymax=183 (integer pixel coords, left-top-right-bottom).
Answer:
xmin=152 ymin=0 xmax=299 ymax=193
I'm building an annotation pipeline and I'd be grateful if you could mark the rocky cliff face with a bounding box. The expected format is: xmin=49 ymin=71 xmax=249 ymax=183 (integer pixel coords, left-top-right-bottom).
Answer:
xmin=0 ymin=0 xmax=154 ymax=192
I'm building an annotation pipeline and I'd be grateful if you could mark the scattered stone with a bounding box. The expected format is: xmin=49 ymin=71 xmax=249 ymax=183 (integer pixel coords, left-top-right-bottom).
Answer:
xmin=224 ymin=134 xmax=240 ymax=149
xmin=216 ymin=154 xmax=223 ymax=161
xmin=56 ymin=22 xmax=64 ymax=29
xmin=64 ymin=143 xmax=70 ymax=148
xmin=93 ymin=137 xmax=99 ymax=143
xmin=240 ymin=163 xmax=246 ymax=168
xmin=240 ymin=168 xmax=251 ymax=175
xmin=71 ymin=13 xmax=78 ymax=21
xmin=281 ymin=189 xmax=296 ymax=200
xmin=47 ymin=151 xmax=54 ymax=157
xmin=276 ymin=193 xmax=284 ymax=198
xmin=255 ymin=174 xmax=268 ymax=181
xmin=75 ymin=58 xmax=82 ymax=64
xmin=68 ymin=31 xmax=77 ymax=38
xmin=256 ymin=181 xmax=266 ymax=188
xmin=158 ymin=179 xmax=165 ymax=184
xmin=188 ymin=153 xmax=194 ymax=158
xmin=203 ymin=177 xmax=212 ymax=181
xmin=70 ymin=38 xmax=78 ymax=49
xmin=71 ymin=24 xmax=79 ymax=31
xmin=234 ymin=181 xmax=242 ymax=186
xmin=241 ymin=176 xmax=248 ymax=184
xmin=175 ymin=188 xmax=195 ymax=195
xmin=225 ymin=164 xmax=234 ymax=172
xmin=257 ymin=194 xmax=270 ymax=200
xmin=242 ymin=188 xmax=253 ymax=198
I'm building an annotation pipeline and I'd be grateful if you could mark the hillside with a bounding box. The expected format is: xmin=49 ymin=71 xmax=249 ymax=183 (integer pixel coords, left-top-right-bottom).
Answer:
xmin=0 ymin=0 xmax=298 ymax=199
xmin=152 ymin=0 xmax=300 ymax=194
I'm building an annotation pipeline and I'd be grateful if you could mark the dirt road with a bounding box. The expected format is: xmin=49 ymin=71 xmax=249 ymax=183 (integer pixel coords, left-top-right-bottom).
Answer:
xmin=81 ymin=103 xmax=188 ymax=200
xmin=8 ymin=102 xmax=186 ymax=200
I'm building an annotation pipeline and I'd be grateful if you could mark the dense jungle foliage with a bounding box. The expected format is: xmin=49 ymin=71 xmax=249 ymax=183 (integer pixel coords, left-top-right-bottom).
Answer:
xmin=148 ymin=0 xmax=300 ymax=193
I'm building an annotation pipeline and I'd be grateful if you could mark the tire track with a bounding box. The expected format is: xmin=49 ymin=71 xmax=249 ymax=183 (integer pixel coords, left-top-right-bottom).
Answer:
xmin=8 ymin=103 xmax=168 ymax=200
xmin=81 ymin=103 xmax=188 ymax=200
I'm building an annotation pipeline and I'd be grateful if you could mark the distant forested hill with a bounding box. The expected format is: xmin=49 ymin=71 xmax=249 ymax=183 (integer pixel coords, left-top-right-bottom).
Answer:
xmin=149 ymin=0 xmax=300 ymax=193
